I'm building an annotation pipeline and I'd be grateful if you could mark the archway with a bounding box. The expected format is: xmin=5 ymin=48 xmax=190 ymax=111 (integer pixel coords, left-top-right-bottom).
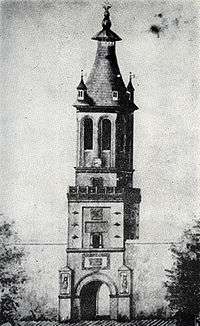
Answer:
xmin=80 ymin=280 xmax=110 ymax=320
xmin=75 ymin=272 xmax=118 ymax=320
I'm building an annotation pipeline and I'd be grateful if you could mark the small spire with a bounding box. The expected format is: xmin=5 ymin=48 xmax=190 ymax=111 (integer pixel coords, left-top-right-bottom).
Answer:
xmin=102 ymin=1 xmax=112 ymax=30
xmin=127 ymin=72 xmax=135 ymax=91
xmin=77 ymin=70 xmax=87 ymax=90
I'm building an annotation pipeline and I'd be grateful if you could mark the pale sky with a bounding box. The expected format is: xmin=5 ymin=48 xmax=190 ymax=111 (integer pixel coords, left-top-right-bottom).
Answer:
xmin=1 ymin=0 xmax=200 ymax=310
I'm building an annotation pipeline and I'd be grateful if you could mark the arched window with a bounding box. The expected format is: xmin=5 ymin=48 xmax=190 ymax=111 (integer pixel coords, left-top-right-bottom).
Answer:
xmin=84 ymin=118 xmax=93 ymax=150
xmin=78 ymin=90 xmax=84 ymax=100
xmin=101 ymin=119 xmax=111 ymax=150
xmin=112 ymin=91 xmax=118 ymax=101
xmin=90 ymin=233 xmax=103 ymax=248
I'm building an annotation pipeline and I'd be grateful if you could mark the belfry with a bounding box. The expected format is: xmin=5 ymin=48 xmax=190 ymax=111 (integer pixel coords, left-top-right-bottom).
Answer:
xmin=59 ymin=4 xmax=141 ymax=321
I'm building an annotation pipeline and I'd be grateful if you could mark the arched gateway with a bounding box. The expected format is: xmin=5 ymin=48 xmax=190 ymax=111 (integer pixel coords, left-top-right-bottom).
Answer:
xmin=75 ymin=272 xmax=117 ymax=320
xmin=58 ymin=4 xmax=141 ymax=322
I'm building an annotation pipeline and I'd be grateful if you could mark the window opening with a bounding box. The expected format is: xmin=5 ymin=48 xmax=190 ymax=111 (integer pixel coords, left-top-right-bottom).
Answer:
xmin=90 ymin=233 xmax=103 ymax=248
xmin=84 ymin=118 xmax=93 ymax=150
xmin=112 ymin=91 xmax=118 ymax=101
xmin=78 ymin=90 xmax=84 ymax=100
xmin=126 ymin=90 xmax=131 ymax=100
xmin=101 ymin=119 xmax=111 ymax=150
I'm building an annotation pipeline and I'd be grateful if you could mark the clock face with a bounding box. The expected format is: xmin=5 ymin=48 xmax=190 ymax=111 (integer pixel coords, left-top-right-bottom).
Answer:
xmin=93 ymin=158 xmax=102 ymax=167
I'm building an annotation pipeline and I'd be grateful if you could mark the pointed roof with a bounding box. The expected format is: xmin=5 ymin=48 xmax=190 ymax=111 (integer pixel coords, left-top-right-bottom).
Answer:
xmin=85 ymin=42 xmax=127 ymax=107
xmin=83 ymin=5 xmax=126 ymax=107
xmin=127 ymin=72 xmax=135 ymax=92
xmin=77 ymin=70 xmax=87 ymax=90
xmin=92 ymin=3 xmax=121 ymax=42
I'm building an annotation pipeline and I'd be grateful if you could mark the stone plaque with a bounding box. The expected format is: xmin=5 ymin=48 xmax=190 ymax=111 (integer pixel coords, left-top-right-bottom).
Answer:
xmin=90 ymin=207 xmax=103 ymax=220
xmin=60 ymin=271 xmax=71 ymax=295
xmin=82 ymin=253 xmax=110 ymax=270
xmin=118 ymin=267 xmax=131 ymax=295
xmin=119 ymin=271 xmax=129 ymax=294
xmin=85 ymin=221 xmax=109 ymax=233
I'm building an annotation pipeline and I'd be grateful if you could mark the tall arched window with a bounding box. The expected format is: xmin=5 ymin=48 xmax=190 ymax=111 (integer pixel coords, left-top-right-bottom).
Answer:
xmin=84 ymin=118 xmax=93 ymax=150
xmin=101 ymin=119 xmax=111 ymax=150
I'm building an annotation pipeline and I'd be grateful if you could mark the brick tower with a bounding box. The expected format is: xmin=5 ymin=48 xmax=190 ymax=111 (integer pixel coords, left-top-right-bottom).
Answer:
xmin=59 ymin=5 xmax=141 ymax=321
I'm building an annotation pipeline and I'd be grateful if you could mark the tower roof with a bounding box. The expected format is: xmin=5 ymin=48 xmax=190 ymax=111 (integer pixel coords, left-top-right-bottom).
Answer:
xmin=85 ymin=4 xmax=126 ymax=108
xmin=85 ymin=41 xmax=127 ymax=107
xmin=74 ymin=4 xmax=139 ymax=111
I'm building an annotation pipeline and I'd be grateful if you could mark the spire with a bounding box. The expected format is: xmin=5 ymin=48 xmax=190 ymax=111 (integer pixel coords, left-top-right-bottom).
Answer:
xmin=127 ymin=72 xmax=135 ymax=92
xmin=92 ymin=3 xmax=121 ymax=42
xmin=77 ymin=70 xmax=87 ymax=90
xmin=126 ymin=72 xmax=135 ymax=104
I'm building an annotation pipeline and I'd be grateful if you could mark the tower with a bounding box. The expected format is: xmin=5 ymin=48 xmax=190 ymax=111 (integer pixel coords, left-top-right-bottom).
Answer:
xmin=59 ymin=5 xmax=141 ymax=321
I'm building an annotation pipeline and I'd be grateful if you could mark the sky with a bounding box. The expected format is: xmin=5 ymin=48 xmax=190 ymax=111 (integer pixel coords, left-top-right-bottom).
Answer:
xmin=0 ymin=0 xmax=200 ymax=311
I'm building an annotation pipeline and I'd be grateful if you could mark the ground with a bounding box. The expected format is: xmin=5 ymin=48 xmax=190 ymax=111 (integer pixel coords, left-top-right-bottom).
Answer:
xmin=19 ymin=320 xmax=176 ymax=326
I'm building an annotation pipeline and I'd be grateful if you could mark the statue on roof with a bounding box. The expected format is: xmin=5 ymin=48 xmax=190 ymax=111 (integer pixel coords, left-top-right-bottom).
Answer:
xmin=102 ymin=1 xmax=112 ymax=30
xmin=103 ymin=1 xmax=112 ymax=12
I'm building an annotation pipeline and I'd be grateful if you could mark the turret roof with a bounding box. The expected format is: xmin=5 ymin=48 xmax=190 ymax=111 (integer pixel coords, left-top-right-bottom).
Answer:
xmin=127 ymin=73 xmax=135 ymax=91
xmin=77 ymin=71 xmax=87 ymax=90
xmin=85 ymin=5 xmax=126 ymax=108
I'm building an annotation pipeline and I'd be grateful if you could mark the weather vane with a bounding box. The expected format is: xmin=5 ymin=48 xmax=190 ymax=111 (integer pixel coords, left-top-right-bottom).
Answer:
xmin=130 ymin=72 xmax=135 ymax=80
xmin=103 ymin=1 xmax=112 ymax=11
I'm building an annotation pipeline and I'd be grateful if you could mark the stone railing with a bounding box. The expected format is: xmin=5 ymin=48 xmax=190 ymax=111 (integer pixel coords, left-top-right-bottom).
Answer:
xmin=68 ymin=186 xmax=141 ymax=202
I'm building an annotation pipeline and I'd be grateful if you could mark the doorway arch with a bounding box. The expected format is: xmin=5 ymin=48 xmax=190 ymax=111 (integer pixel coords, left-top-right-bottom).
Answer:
xmin=75 ymin=272 xmax=118 ymax=320
xmin=80 ymin=280 xmax=110 ymax=320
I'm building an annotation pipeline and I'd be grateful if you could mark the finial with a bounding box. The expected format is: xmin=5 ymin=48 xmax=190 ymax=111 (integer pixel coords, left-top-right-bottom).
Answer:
xmin=102 ymin=1 xmax=112 ymax=30
xmin=129 ymin=72 xmax=135 ymax=81
xmin=81 ymin=69 xmax=84 ymax=80
xmin=103 ymin=0 xmax=112 ymax=11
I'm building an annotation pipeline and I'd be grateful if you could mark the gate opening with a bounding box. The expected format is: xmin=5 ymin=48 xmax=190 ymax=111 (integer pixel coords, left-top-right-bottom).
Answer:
xmin=80 ymin=280 xmax=110 ymax=320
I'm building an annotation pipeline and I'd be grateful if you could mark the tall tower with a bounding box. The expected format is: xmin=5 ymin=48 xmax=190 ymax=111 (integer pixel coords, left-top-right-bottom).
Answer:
xmin=59 ymin=5 xmax=141 ymax=321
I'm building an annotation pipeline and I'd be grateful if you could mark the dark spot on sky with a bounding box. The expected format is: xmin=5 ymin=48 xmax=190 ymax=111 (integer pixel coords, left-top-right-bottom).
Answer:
xmin=155 ymin=13 xmax=163 ymax=18
xmin=173 ymin=18 xmax=179 ymax=26
xmin=150 ymin=25 xmax=161 ymax=37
